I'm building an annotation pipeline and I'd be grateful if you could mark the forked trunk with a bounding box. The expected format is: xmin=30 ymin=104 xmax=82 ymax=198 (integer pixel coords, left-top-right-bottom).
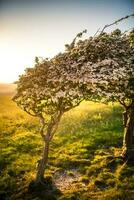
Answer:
xmin=35 ymin=138 xmax=50 ymax=183
xmin=122 ymin=106 xmax=134 ymax=160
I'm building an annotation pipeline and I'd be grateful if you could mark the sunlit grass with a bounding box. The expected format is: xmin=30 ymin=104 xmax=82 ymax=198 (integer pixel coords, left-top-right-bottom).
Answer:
xmin=1 ymin=94 xmax=134 ymax=200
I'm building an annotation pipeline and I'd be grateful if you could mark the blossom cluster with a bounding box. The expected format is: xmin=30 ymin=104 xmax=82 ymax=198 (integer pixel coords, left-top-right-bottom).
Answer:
xmin=13 ymin=29 xmax=134 ymax=118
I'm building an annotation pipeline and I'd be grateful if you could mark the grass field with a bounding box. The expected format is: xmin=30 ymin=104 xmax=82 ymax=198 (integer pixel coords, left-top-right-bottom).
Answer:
xmin=0 ymin=92 xmax=134 ymax=200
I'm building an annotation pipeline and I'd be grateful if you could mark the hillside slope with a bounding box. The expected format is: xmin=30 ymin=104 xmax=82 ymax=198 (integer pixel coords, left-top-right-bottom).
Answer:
xmin=0 ymin=83 xmax=16 ymax=94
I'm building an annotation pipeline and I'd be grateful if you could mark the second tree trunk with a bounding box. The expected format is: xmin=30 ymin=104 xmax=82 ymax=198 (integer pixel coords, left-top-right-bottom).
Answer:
xmin=122 ymin=106 xmax=134 ymax=160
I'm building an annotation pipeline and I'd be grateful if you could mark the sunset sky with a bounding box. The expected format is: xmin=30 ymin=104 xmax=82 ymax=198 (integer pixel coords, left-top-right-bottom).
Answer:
xmin=0 ymin=0 xmax=134 ymax=83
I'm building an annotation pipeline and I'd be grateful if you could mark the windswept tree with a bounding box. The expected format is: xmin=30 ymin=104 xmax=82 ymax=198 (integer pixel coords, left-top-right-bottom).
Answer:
xmin=13 ymin=15 xmax=134 ymax=187
xmin=68 ymin=28 xmax=134 ymax=159
xmin=13 ymin=56 xmax=84 ymax=184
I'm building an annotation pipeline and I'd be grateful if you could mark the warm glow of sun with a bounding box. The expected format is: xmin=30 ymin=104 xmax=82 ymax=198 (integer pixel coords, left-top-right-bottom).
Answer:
xmin=0 ymin=41 xmax=63 ymax=83
xmin=0 ymin=0 xmax=133 ymax=83
xmin=0 ymin=45 xmax=34 ymax=83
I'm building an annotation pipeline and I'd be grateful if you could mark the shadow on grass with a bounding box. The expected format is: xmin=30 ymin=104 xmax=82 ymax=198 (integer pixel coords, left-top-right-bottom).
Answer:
xmin=0 ymin=175 xmax=62 ymax=200
xmin=28 ymin=178 xmax=62 ymax=200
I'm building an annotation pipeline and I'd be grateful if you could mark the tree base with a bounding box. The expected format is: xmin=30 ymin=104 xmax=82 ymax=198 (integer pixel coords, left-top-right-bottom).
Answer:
xmin=28 ymin=176 xmax=61 ymax=199
xmin=122 ymin=147 xmax=134 ymax=161
xmin=29 ymin=176 xmax=54 ymax=191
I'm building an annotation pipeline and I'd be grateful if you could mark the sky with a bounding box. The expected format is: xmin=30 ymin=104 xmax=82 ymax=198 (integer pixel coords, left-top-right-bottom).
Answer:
xmin=0 ymin=0 xmax=134 ymax=83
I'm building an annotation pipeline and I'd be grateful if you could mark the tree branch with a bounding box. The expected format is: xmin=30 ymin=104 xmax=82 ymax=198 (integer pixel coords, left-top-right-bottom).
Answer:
xmin=118 ymin=99 xmax=134 ymax=110
xmin=49 ymin=112 xmax=63 ymax=140
xmin=39 ymin=115 xmax=46 ymax=140
xmin=65 ymin=30 xmax=87 ymax=50
xmin=118 ymin=99 xmax=128 ymax=109
xmin=100 ymin=13 xmax=134 ymax=34
xmin=64 ymin=99 xmax=83 ymax=112
xmin=93 ymin=27 xmax=101 ymax=37
xmin=23 ymin=107 xmax=36 ymax=117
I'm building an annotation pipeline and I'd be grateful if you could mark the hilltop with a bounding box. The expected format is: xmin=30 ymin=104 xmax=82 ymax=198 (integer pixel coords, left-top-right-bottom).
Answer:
xmin=0 ymin=83 xmax=16 ymax=94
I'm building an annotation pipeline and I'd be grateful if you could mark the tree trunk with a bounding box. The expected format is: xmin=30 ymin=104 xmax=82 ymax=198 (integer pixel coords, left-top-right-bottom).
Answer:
xmin=122 ymin=105 xmax=134 ymax=160
xmin=35 ymin=136 xmax=50 ymax=184
xmin=34 ymin=112 xmax=63 ymax=184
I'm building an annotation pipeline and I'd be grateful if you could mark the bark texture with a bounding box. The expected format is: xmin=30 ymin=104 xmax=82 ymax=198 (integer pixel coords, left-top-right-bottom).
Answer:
xmin=122 ymin=104 xmax=134 ymax=160
xmin=35 ymin=136 xmax=50 ymax=183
